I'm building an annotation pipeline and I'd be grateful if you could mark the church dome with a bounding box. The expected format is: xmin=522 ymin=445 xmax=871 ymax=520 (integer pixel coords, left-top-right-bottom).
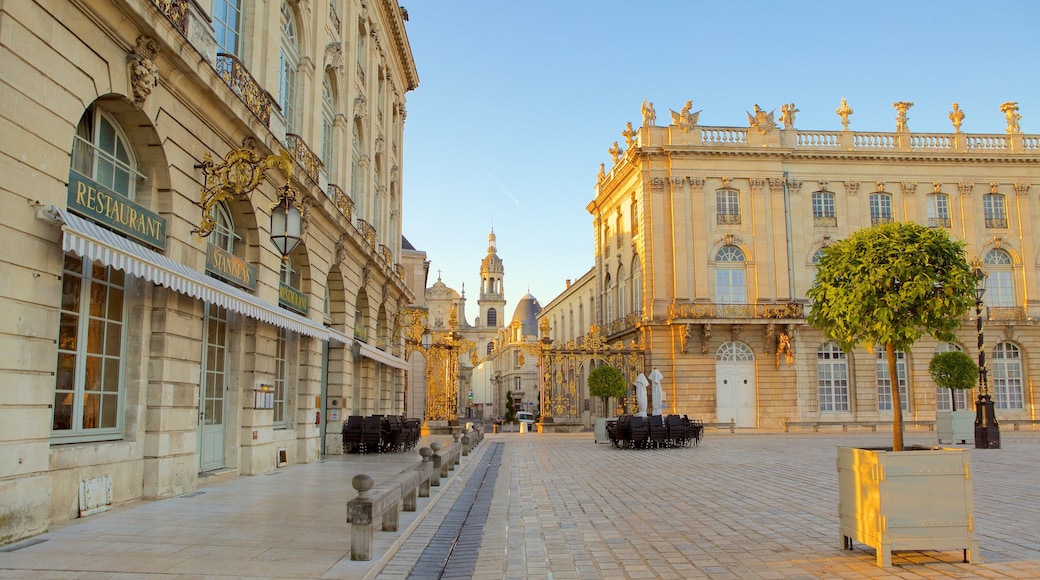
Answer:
xmin=511 ymin=293 xmax=542 ymax=337
xmin=426 ymin=275 xmax=460 ymax=301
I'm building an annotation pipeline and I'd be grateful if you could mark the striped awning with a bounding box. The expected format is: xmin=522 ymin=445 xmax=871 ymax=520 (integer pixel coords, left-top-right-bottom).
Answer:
xmin=43 ymin=205 xmax=328 ymax=339
xmin=327 ymin=328 xmax=410 ymax=370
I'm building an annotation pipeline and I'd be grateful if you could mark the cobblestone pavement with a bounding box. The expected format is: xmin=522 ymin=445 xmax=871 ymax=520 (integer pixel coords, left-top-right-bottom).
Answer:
xmin=377 ymin=430 xmax=1040 ymax=580
xmin=2 ymin=430 xmax=1038 ymax=579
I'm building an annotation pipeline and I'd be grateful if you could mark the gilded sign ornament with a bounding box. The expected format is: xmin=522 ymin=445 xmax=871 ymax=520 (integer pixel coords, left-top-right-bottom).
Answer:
xmin=194 ymin=145 xmax=295 ymax=238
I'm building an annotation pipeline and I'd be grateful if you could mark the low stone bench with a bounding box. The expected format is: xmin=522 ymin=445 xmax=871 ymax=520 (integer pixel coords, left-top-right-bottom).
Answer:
xmin=1007 ymin=418 xmax=1040 ymax=430
xmin=704 ymin=421 xmax=736 ymax=433
xmin=785 ymin=420 xmax=881 ymax=433
xmin=346 ymin=447 xmax=434 ymax=561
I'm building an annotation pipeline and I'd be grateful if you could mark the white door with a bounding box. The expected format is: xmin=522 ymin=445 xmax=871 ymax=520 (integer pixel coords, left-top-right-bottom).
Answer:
xmin=715 ymin=342 xmax=756 ymax=428
xmin=198 ymin=304 xmax=229 ymax=472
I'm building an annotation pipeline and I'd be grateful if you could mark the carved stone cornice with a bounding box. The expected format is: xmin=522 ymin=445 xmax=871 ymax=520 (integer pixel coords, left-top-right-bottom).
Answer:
xmin=689 ymin=176 xmax=706 ymax=192
xmin=958 ymin=182 xmax=975 ymax=196
xmin=749 ymin=178 xmax=766 ymax=194
xmin=1014 ymin=182 xmax=1030 ymax=195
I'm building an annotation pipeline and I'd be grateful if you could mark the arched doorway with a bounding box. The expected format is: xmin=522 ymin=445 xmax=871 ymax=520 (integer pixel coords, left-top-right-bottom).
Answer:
xmin=715 ymin=341 xmax=756 ymax=428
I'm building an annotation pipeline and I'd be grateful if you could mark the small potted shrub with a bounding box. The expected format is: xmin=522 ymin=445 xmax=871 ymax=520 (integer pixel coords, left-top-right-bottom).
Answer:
xmin=930 ymin=350 xmax=979 ymax=445
xmin=588 ymin=365 xmax=626 ymax=443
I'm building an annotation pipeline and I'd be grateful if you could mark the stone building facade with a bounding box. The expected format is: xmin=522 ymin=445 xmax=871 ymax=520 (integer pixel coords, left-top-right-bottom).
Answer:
xmin=0 ymin=0 xmax=417 ymax=544
xmin=584 ymin=100 xmax=1039 ymax=430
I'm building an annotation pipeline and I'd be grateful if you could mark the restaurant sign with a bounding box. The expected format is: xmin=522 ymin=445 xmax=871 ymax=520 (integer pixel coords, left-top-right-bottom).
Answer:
xmin=67 ymin=173 xmax=167 ymax=249
xmin=278 ymin=282 xmax=309 ymax=314
xmin=206 ymin=243 xmax=258 ymax=291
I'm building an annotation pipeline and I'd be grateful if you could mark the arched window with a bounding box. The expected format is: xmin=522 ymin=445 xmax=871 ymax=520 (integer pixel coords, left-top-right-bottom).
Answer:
xmin=877 ymin=350 xmax=908 ymax=411
xmin=616 ymin=265 xmax=626 ymax=318
xmin=984 ymin=249 xmax=1014 ymax=307
xmin=321 ymin=73 xmax=336 ymax=183
xmin=631 ymin=257 xmax=642 ymax=316
xmin=71 ymin=106 xmax=138 ymax=200
xmin=278 ymin=2 xmax=300 ymax=133
xmin=211 ymin=203 xmax=238 ymax=254
xmin=991 ymin=342 xmax=1024 ymax=409
xmin=604 ymin=273 xmax=613 ymax=322
xmin=809 ymin=248 xmax=826 ymax=293
xmin=714 ymin=246 xmax=746 ymax=304
xmin=486 ymin=342 xmax=493 ymax=355
xmin=817 ymin=342 xmax=849 ymax=412
xmin=716 ymin=341 xmax=754 ymax=362
xmin=870 ymin=192 xmax=893 ymax=225
xmin=934 ymin=343 xmax=968 ymax=411
xmin=486 ymin=308 xmax=497 ymax=328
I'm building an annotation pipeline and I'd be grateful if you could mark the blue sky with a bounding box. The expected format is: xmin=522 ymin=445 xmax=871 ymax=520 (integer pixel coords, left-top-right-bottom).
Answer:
xmin=400 ymin=0 xmax=1040 ymax=318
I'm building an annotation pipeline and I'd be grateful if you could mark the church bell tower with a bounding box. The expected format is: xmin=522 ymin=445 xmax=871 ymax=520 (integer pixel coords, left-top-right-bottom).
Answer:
xmin=478 ymin=229 xmax=506 ymax=329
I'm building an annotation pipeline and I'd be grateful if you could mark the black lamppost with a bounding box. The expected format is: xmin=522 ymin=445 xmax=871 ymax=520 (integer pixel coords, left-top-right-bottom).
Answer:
xmin=973 ymin=264 xmax=1001 ymax=449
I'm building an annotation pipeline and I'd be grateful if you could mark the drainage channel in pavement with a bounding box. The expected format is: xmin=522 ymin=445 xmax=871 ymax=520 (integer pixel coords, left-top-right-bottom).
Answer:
xmin=406 ymin=441 xmax=504 ymax=580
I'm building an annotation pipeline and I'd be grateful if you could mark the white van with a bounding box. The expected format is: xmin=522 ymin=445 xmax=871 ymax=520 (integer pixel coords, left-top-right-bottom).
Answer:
xmin=516 ymin=412 xmax=535 ymax=428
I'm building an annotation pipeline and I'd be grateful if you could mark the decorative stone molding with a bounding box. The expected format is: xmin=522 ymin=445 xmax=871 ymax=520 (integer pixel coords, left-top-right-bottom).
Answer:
xmin=900 ymin=181 xmax=918 ymax=196
xmin=622 ymin=122 xmax=636 ymax=147
xmin=325 ymin=42 xmax=345 ymax=72
xmin=749 ymin=178 xmax=766 ymax=194
xmin=958 ymin=182 xmax=975 ymax=196
xmin=1013 ymin=182 xmax=1030 ymax=196
xmin=127 ymin=35 xmax=160 ymax=110
xmin=844 ymin=181 xmax=861 ymax=196
xmin=689 ymin=177 xmax=706 ymax=192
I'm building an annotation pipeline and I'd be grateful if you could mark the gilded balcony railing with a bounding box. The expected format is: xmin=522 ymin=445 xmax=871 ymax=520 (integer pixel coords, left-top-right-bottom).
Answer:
xmin=394 ymin=264 xmax=405 ymax=280
xmin=814 ymin=215 xmax=837 ymax=227
xmin=151 ymin=0 xmax=188 ymax=35
xmin=328 ymin=184 xmax=355 ymax=223
xmin=928 ymin=217 xmax=952 ymax=228
xmin=985 ymin=217 xmax=1008 ymax=229
xmin=986 ymin=306 xmax=1027 ymax=321
xmin=285 ymin=134 xmax=323 ymax=184
xmin=379 ymin=244 xmax=393 ymax=266
xmin=604 ymin=312 xmax=642 ymax=336
xmin=668 ymin=302 xmax=804 ymax=321
xmin=215 ymin=53 xmax=274 ymax=126
xmin=356 ymin=219 xmax=376 ymax=247
xmin=717 ymin=213 xmax=741 ymax=225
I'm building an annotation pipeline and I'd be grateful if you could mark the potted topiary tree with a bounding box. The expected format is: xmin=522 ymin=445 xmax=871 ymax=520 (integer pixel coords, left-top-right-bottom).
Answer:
xmin=808 ymin=222 xmax=980 ymax=567
xmin=588 ymin=365 xmax=626 ymax=444
xmin=930 ymin=350 xmax=979 ymax=445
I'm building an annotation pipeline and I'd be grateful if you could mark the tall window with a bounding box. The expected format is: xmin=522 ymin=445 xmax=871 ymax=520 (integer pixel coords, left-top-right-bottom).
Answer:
xmin=869 ymin=192 xmax=892 ymax=225
xmin=812 ymin=191 xmax=836 ymax=227
xmin=617 ymin=265 xmax=626 ymax=318
xmin=278 ymin=3 xmax=299 ymax=133
xmin=487 ymin=308 xmax=497 ymax=327
xmin=631 ymin=257 xmax=642 ymax=316
xmin=714 ymin=246 xmax=746 ymax=304
xmin=984 ymin=249 xmax=1014 ymax=307
xmin=877 ymin=350 xmax=908 ymax=411
xmin=211 ymin=203 xmax=239 ymax=254
xmin=604 ymin=273 xmax=613 ymax=322
xmin=71 ymin=106 xmax=137 ymax=200
xmin=927 ymin=193 xmax=951 ymax=228
xmin=630 ymin=199 xmax=638 ymax=236
xmin=991 ymin=342 xmax=1024 ymax=409
xmin=321 ymin=73 xmax=336 ymax=184
xmin=817 ymin=342 xmax=849 ymax=412
xmin=212 ymin=0 xmax=242 ymax=55
xmin=716 ymin=189 xmax=740 ymax=225
xmin=809 ymin=248 xmax=826 ymax=292
xmin=934 ymin=343 xmax=968 ymax=411
xmin=274 ymin=328 xmax=289 ymax=426
xmin=53 ymin=254 xmax=127 ymax=439
xmin=351 ymin=119 xmax=363 ymax=213
xmin=615 ymin=212 xmax=623 ymax=248
xmin=983 ymin=193 xmax=1007 ymax=228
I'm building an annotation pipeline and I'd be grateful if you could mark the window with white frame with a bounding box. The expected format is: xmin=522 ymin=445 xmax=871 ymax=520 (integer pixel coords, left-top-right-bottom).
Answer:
xmin=274 ymin=327 xmax=289 ymax=427
xmin=869 ymin=192 xmax=892 ymax=225
xmin=210 ymin=203 xmax=239 ymax=254
xmin=617 ymin=266 xmax=626 ymax=318
xmin=817 ymin=342 xmax=849 ymax=412
xmin=927 ymin=193 xmax=951 ymax=228
xmin=631 ymin=257 xmax=642 ymax=315
xmin=278 ymin=2 xmax=299 ymax=133
xmin=934 ymin=343 xmax=969 ymax=411
xmin=991 ymin=342 xmax=1024 ymax=409
xmin=604 ymin=273 xmax=613 ymax=322
xmin=53 ymin=254 xmax=128 ymax=439
xmin=812 ymin=191 xmax=836 ymax=227
xmin=877 ymin=350 xmax=908 ymax=411
xmin=351 ymin=119 xmax=363 ymax=212
xmin=984 ymin=249 xmax=1014 ymax=307
xmin=809 ymin=248 xmax=826 ymax=292
xmin=983 ymin=193 xmax=1007 ymax=228
xmin=212 ymin=0 xmax=242 ymax=55
xmin=71 ymin=106 xmax=138 ymax=200
xmin=716 ymin=188 xmax=740 ymax=225
xmin=714 ymin=246 xmax=747 ymax=304
xmin=321 ymin=73 xmax=336 ymax=184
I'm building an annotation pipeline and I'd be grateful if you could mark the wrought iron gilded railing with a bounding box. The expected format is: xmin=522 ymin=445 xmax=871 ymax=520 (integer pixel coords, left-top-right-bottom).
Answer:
xmin=329 ymin=184 xmax=354 ymax=221
xmin=151 ymin=0 xmax=188 ymax=35
xmin=378 ymin=244 xmax=393 ymax=266
xmin=668 ymin=302 xmax=804 ymax=320
xmin=986 ymin=306 xmax=1027 ymax=321
xmin=215 ymin=53 xmax=274 ymax=126
xmin=356 ymin=219 xmax=376 ymax=247
xmin=285 ymin=134 xmax=323 ymax=184
xmin=604 ymin=312 xmax=642 ymax=336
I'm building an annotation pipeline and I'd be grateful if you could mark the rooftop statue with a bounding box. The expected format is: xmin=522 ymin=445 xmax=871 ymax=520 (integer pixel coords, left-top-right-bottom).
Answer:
xmin=948 ymin=102 xmax=964 ymax=132
xmin=779 ymin=103 xmax=799 ymax=129
xmin=641 ymin=99 xmax=656 ymax=126
xmin=747 ymin=104 xmax=777 ymax=135
xmin=836 ymin=98 xmax=853 ymax=129
xmin=669 ymin=100 xmax=701 ymax=133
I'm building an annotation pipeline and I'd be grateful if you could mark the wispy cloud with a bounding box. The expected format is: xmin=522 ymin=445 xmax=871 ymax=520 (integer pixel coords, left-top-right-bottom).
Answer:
xmin=488 ymin=174 xmax=520 ymax=206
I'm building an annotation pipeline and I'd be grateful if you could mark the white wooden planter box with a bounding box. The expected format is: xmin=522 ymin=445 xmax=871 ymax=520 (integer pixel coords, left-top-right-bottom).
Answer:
xmin=837 ymin=445 xmax=979 ymax=567
xmin=937 ymin=410 xmax=975 ymax=445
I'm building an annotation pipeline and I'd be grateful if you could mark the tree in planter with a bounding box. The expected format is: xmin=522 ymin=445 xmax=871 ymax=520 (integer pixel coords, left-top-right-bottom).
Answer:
xmin=588 ymin=365 xmax=626 ymax=417
xmin=808 ymin=222 xmax=976 ymax=451
xmin=929 ymin=350 xmax=978 ymax=411
xmin=505 ymin=397 xmax=517 ymax=424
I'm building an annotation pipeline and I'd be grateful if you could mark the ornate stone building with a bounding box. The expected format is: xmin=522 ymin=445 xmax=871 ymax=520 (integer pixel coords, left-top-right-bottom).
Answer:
xmin=0 ymin=0 xmax=417 ymax=543
xmin=583 ymin=99 xmax=1039 ymax=430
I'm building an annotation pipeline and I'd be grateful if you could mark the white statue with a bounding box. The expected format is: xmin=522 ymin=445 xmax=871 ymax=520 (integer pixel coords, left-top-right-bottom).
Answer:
xmin=649 ymin=368 xmax=664 ymax=416
xmin=633 ymin=373 xmax=649 ymax=417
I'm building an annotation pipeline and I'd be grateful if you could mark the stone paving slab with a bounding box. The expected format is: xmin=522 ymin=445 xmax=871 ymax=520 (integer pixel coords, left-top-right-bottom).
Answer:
xmin=2 ymin=430 xmax=1039 ymax=579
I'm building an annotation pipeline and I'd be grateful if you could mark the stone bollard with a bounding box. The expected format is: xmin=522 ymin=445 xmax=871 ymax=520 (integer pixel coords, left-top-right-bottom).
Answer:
xmin=452 ymin=432 xmax=462 ymax=465
xmin=462 ymin=432 xmax=471 ymax=456
xmin=417 ymin=447 xmax=433 ymax=498
xmin=346 ymin=474 xmax=375 ymax=561
xmin=429 ymin=442 xmax=443 ymax=486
